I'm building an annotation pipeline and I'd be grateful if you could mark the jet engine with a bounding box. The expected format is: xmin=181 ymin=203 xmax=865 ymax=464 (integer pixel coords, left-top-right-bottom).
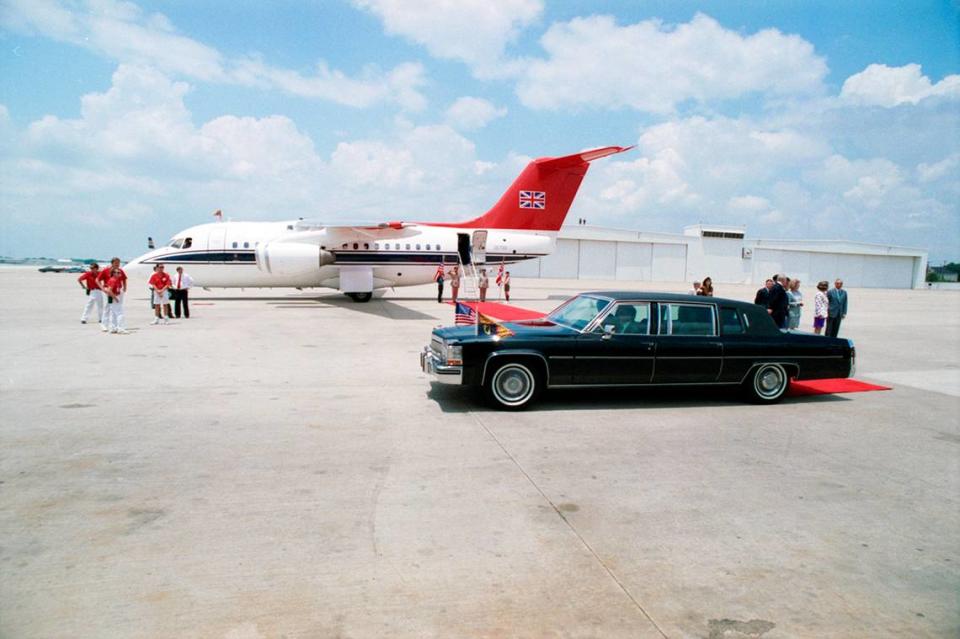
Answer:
xmin=256 ymin=241 xmax=334 ymax=285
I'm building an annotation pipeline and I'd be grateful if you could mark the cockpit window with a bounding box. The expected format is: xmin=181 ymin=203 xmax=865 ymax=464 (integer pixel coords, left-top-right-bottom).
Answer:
xmin=546 ymin=295 xmax=611 ymax=331
xmin=183 ymin=237 xmax=192 ymax=249
xmin=169 ymin=239 xmax=183 ymax=248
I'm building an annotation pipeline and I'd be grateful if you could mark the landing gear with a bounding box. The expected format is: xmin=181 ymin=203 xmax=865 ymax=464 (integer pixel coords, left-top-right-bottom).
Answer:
xmin=346 ymin=292 xmax=373 ymax=303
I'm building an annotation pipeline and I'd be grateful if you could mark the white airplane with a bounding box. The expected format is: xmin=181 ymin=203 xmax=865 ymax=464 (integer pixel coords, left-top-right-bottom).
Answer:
xmin=126 ymin=145 xmax=630 ymax=301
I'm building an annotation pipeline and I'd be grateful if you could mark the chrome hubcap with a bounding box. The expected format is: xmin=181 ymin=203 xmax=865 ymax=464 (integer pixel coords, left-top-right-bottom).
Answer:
xmin=755 ymin=365 xmax=786 ymax=398
xmin=493 ymin=365 xmax=534 ymax=405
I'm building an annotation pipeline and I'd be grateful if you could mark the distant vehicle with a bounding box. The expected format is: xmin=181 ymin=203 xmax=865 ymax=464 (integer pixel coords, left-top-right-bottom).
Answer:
xmin=126 ymin=146 xmax=631 ymax=301
xmin=421 ymin=292 xmax=855 ymax=410
xmin=38 ymin=265 xmax=86 ymax=273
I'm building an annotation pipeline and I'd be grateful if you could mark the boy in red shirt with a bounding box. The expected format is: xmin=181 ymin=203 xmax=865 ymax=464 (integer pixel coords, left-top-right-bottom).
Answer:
xmin=77 ymin=263 xmax=103 ymax=324
xmin=102 ymin=267 xmax=128 ymax=334
xmin=148 ymin=264 xmax=172 ymax=325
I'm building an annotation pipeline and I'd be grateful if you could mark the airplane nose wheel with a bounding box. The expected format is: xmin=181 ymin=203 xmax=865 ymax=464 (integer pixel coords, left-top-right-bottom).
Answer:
xmin=346 ymin=292 xmax=373 ymax=303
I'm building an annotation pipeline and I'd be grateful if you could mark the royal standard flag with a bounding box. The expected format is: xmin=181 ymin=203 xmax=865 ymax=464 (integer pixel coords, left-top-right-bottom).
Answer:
xmin=478 ymin=312 xmax=514 ymax=338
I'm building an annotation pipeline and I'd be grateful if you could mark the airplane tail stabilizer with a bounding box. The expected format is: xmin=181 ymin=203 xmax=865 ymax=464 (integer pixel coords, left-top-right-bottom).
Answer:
xmin=430 ymin=145 xmax=631 ymax=231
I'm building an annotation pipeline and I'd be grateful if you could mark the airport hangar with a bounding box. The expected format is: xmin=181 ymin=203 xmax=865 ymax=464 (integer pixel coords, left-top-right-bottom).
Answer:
xmin=507 ymin=224 xmax=929 ymax=289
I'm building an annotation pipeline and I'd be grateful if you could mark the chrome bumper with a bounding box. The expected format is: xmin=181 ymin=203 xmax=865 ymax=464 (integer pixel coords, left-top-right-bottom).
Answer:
xmin=420 ymin=346 xmax=463 ymax=385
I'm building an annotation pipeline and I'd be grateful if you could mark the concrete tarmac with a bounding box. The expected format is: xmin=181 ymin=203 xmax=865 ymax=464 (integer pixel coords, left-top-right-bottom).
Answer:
xmin=1 ymin=269 xmax=958 ymax=638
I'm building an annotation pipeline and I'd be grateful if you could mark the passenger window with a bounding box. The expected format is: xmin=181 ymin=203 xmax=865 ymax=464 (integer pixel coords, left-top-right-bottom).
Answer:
xmin=243 ymin=242 xmax=249 ymax=248
xmin=416 ymin=244 xmax=421 ymax=250
xmin=406 ymin=243 xmax=411 ymax=250
xmin=374 ymin=243 xmax=379 ymax=250
xmin=659 ymin=304 xmax=715 ymax=336
xmin=426 ymin=244 xmax=431 ymax=250
xmin=364 ymin=243 xmax=369 ymax=249
xmin=395 ymin=243 xmax=400 ymax=250
xmin=353 ymin=243 xmax=359 ymax=250
xmin=232 ymin=242 xmax=238 ymax=248
xmin=720 ymin=307 xmax=746 ymax=335
xmin=597 ymin=303 xmax=650 ymax=335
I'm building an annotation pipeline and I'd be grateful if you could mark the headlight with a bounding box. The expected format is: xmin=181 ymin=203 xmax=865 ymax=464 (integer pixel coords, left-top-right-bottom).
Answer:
xmin=446 ymin=342 xmax=462 ymax=366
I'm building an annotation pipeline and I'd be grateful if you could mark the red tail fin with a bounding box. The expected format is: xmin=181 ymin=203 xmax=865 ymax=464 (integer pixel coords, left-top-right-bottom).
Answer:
xmin=428 ymin=145 xmax=632 ymax=231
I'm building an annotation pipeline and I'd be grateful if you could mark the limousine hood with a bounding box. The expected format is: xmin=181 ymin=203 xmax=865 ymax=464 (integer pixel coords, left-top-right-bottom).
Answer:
xmin=433 ymin=320 xmax=578 ymax=342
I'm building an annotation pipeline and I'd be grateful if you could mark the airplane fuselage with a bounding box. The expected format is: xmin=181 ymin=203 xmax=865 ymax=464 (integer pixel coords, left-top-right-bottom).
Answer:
xmin=127 ymin=220 xmax=554 ymax=290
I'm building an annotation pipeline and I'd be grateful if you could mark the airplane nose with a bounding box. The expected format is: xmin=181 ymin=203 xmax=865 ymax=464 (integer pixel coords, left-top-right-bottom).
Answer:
xmin=124 ymin=254 xmax=151 ymax=278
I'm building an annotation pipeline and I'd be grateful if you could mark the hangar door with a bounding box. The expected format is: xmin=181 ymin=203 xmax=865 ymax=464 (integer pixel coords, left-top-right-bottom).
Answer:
xmin=651 ymin=244 xmax=687 ymax=282
xmin=579 ymin=240 xmax=616 ymax=279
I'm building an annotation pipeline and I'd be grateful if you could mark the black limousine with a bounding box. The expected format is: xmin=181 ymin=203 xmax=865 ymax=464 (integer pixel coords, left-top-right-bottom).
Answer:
xmin=421 ymin=292 xmax=855 ymax=410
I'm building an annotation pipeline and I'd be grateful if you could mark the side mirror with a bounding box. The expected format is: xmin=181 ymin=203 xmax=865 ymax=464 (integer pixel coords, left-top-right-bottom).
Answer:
xmin=601 ymin=324 xmax=616 ymax=339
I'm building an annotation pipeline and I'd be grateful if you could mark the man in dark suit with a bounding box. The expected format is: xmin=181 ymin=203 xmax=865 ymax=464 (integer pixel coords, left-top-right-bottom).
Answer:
xmin=754 ymin=278 xmax=774 ymax=306
xmin=767 ymin=274 xmax=790 ymax=329
xmin=826 ymin=279 xmax=848 ymax=337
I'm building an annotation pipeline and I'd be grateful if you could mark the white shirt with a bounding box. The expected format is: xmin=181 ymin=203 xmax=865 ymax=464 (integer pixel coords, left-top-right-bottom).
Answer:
xmin=173 ymin=272 xmax=193 ymax=290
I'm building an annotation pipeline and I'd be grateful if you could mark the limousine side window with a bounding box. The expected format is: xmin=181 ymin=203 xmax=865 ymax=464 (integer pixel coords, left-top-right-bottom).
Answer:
xmin=596 ymin=302 xmax=651 ymax=334
xmin=719 ymin=307 xmax=746 ymax=335
xmin=658 ymin=303 xmax=716 ymax=336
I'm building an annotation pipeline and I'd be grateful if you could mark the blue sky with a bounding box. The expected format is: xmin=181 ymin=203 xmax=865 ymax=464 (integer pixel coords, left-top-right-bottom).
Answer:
xmin=1 ymin=0 xmax=958 ymax=261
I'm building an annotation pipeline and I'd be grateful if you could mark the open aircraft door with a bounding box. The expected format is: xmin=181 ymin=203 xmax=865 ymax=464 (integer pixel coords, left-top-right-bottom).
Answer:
xmin=457 ymin=233 xmax=471 ymax=265
xmin=471 ymin=230 xmax=487 ymax=265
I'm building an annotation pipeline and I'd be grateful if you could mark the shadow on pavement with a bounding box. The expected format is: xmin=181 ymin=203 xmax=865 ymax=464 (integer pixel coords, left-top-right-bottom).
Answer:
xmin=428 ymin=383 xmax=850 ymax=413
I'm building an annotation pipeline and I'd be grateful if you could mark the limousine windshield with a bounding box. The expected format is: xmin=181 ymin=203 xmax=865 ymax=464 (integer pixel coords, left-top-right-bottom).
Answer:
xmin=546 ymin=294 xmax=612 ymax=330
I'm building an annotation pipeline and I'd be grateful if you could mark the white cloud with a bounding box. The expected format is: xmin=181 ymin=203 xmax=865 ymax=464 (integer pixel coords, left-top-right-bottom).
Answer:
xmin=2 ymin=0 xmax=426 ymax=109
xmin=840 ymin=64 xmax=960 ymax=107
xmin=352 ymin=0 xmax=542 ymax=78
xmin=445 ymin=97 xmax=507 ymax=130
xmin=517 ymin=13 xmax=827 ymax=113
xmin=917 ymin=154 xmax=960 ymax=183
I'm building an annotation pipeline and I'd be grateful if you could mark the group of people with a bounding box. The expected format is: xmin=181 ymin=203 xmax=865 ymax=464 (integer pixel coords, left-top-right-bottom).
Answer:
xmin=147 ymin=264 xmax=193 ymax=324
xmin=77 ymin=260 xmax=193 ymax=333
xmin=689 ymin=277 xmax=715 ymax=296
xmin=77 ymin=258 xmax=129 ymax=333
xmin=752 ymin=274 xmax=848 ymax=336
xmin=435 ymin=264 xmax=511 ymax=304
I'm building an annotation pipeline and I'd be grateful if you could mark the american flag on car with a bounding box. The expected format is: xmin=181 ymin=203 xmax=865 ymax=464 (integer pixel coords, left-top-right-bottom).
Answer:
xmin=518 ymin=190 xmax=545 ymax=209
xmin=454 ymin=302 xmax=476 ymax=325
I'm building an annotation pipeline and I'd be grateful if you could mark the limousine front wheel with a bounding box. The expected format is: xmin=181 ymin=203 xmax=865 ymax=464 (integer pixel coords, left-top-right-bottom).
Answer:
xmin=486 ymin=361 xmax=541 ymax=410
xmin=746 ymin=363 xmax=790 ymax=404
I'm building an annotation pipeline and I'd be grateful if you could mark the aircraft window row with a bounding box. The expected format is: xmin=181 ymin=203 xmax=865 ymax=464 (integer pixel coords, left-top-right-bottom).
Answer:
xmin=335 ymin=242 xmax=445 ymax=251
xmin=230 ymin=242 xmax=252 ymax=249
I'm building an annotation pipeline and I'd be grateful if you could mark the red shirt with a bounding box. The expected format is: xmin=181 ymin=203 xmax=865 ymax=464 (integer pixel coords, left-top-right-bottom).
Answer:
xmin=149 ymin=272 xmax=172 ymax=290
xmin=97 ymin=267 xmax=127 ymax=288
xmin=78 ymin=271 xmax=101 ymax=290
xmin=105 ymin=276 xmax=123 ymax=297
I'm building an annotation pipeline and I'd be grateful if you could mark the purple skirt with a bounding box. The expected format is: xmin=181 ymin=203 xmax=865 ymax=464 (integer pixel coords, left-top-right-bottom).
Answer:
xmin=814 ymin=317 xmax=825 ymax=329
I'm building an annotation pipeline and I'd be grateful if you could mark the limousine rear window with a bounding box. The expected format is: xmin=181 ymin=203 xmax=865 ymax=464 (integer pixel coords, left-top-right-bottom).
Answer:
xmin=720 ymin=307 xmax=746 ymax=335
xmin=658 ymin=303 xmax=716 ymax=336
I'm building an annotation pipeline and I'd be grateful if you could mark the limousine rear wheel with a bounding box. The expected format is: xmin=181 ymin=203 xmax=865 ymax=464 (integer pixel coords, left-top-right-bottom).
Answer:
xmin=485 ymin=361 xmax=541 ymax=410
xmin=745 ymin=363 xmax=790 ymax=404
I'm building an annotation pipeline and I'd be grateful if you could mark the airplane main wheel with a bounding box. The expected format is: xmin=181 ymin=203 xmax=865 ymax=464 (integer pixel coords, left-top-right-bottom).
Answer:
xmin=346 ymin=292 xmax=373 ymax=303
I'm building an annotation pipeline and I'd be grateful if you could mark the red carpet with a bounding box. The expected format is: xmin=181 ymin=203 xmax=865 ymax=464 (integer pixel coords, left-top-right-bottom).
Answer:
xmin=788 ymin=379 xmax=892 ymax=397
xmin=450 ymin=301 xmax=546 ymax=321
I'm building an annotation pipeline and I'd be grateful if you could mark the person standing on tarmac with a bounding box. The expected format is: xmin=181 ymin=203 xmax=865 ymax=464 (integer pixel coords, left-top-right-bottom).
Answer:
xmin=171 ymin=266 xmax=193 ymax=318
xmin=96 ymin=257 xmax=127 ymax=326
xmin=77 ymin=263 xmax=103 ymax=324
xmin=102 ymin=266 xmax=129 ymax=334
xmin=148 ymin=264 xmax=172 ymax=325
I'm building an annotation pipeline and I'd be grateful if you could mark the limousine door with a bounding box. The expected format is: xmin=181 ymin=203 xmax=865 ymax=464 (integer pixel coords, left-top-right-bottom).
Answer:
xmin=651 ymin=302 xmax=723 ymax=383
xmin=574 ymin=302 xmax=655 ymax=385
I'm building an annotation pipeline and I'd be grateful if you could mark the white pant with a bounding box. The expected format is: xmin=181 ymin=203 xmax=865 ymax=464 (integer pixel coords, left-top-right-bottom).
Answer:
xmin=81 ymin=289 xmax=104 ymax=322
xmin=105 ymin=295 xmax=125 ymax=331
